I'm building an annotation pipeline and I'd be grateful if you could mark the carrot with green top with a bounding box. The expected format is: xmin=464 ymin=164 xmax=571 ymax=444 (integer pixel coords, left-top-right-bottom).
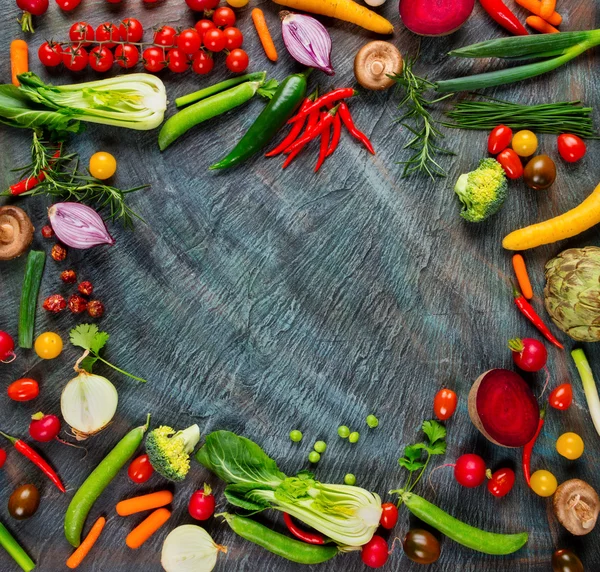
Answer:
xmin=126 ymin=508 xmax=171 ymax=549
xmin=512 ymin=254 xmax=533 ymax=300
xmin=116 ymin=490 xmax=173 ymax=516
xmin=252 ymin=9 xmax=278 ymax=62
xmin=66 ymin=517 xmax=106 ymax=569
xmin=10 ymin=40 xmax=28 ymax=87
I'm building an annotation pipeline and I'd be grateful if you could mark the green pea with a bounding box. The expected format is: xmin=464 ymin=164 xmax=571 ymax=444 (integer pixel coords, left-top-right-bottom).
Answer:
xmin=366 ymin=415 xmax=379 ymax=428
xmin=308 ymin=451 xmax=321 ymax=463
xmin=349 ymin=432 xmax=360 ymax=443
xmin=344 ymin=474 xmax=356 ymax=485
xmin=314 ymin=441 xmax=327 ymax=453
xmin=289 ymin=430 xmax=303 ymax=442
xmin=337 ymin=426 xmax=350 ymax=438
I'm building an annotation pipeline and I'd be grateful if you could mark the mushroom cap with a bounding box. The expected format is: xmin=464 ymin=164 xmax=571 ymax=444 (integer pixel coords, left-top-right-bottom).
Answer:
xmin=0 ymin=206 xmax=34 ymax=261
xmin=354 ymin=41 xmax=403 ymax=91
xmin=553 ymin=478 xmax=600 ymax=535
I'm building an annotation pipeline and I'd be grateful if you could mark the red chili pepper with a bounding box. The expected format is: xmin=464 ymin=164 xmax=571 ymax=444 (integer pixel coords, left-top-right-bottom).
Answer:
xmin=283 ymin=513 xmax=325 ymax=545
xmin=289 ymin=88 xmax=357 ymax=124
xmin=4 ymin=150 xmax=61 ymax=196
xmin=315 ymin=119 xmax=331 ymax=173
xmin=512 ymin=284 xmax=563 ymax=349
xmin=479 ymin=0 xmax=529 ymax=36
xmin=522 ymin=409 xmax=545 ymax=487
xmin=0 ymin=431 xmax=66 ymax=492
xmin=338 ymin=102 xmax=375 ymax=155
xmin=286 ymin=108 xmax=338 ymax=156
xmin=283 ymin=109 xmax=322 ymax=169
xmin=327 ymin=112 xmax=342 ymax=158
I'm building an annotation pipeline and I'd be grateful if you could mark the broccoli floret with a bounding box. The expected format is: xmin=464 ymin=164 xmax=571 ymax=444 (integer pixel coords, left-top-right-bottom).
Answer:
xmin=454 ymin=158 xmax=508 ymax=223
xmin=146 ymin=424 xmax=200 ymax=482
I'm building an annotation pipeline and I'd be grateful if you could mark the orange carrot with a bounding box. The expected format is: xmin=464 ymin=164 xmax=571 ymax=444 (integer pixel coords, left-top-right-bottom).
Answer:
xmin=526 ymin=15 xmax=560 ymax=33
xmin=116 ymin=490 xmax=173 ymax=516
xmin=66 ymin=516 xmax=106 ymax=569
xmin=514 ymin=0 xmax=562 ymax=26
xmin=512 ymin=254 xmax=534 ymax=300
xmin=252 ymin=9 xmax=278 ymax=62
xmin=10 ymin=40 xmax=28 ymax=87
xmin=125 ymin=508 xmax=171 ymax=549
xmin=540 ymin=0 xmax=556 ymax=20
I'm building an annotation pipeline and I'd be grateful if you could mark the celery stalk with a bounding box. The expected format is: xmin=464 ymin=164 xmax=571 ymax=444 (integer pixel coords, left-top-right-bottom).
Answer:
xmin=571 ymin=349 xmax=600 ymax=437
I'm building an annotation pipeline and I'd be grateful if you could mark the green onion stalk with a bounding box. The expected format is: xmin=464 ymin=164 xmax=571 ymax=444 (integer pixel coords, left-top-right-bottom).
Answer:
xmin=571 ymin=349 xmax=600 ymax=438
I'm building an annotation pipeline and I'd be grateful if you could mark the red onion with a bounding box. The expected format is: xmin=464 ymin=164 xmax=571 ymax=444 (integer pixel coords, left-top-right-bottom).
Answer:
xmin=48 ymin=203 xmax=115 ymax=249
xmin=281 ymin=12 xmax=334 ymax=76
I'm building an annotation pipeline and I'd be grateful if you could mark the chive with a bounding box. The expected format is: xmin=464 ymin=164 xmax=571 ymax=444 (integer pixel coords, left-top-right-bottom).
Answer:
xmin=0 ymin=522 xmax=35 ymax=572
xmin=18 ymin=250 xmax=45 ymax=349
xmin=175 ymin=72 xmax=267 ymax=108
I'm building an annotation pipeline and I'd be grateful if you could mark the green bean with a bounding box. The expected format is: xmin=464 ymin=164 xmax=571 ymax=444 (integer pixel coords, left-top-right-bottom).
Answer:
xmin=158 ymin=81 xmax=263 ymax=151
xmin=0 ymin=522 xmax=35 ymax=571
xmin=400 ymin=491 xmax=528 ymax=555
xmin=221 ymin=513 xmax=339 ymax=565
xmin=64 ymin=415 xmax=150 ymax=547
xmin=175 ymin=72 xmax=267 ymax=108
xmin=18 ymin=250 xmax=45 ymax=349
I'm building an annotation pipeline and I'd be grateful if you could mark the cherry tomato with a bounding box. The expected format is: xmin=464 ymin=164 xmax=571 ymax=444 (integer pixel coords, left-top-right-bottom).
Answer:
xmin=177 ymin=29 xmax=201 ymax=55
xmin=34 ymin=332 xmax=63 ymax=359
xmin=8 ymin=378 xmax=39 ymax=402
xmin=192 ymin=51 xmax=214 ymax=75
xmin=379 ymin=502 xmax=398 ymax=530
xmin=186 ymin=0 xmax=219 ymax=10
xmin=512 ymin=130 xmax=538 ymax=157
xmin=488 ymin=125 xmax=513 ymax=155
xmin=128 ymin=454 xmax=154 ymax=484
xmin=167 ymin=49 xmax=190 ymax=73
xmin=223 ymin=27 xmax=244 ymax=50
xmin=89 ymin=46 xmax=114 ymax=72
xmin=143 ymin=47 xmax=166 ymax=73
xmin=497 ymin=148 xmax=524 ymax=179
xmin=89 ymin=152 xmax=117 ymax=180
xmin=154 ymin=26 xmax=178 ymax=48
xmin=115 ymin=44 xmax=140 ymax=69
xmin=403 ymin=529 xmax=440 ymax=564
xmin=361 ymin=535 xmax=388 ymax=568
xmin=38 ymin=41 xmax=63 ymax=67
xmin=227 ymin=0 xmax=249 ymax=6
xmin=62 ymin=46 xmax=89 ymax=72
xmin=0 ymin=449 xmax=6 ymax=469
xmin=524 ymin=155 xmax=557 ymax=191
xmin=557 ymin=134 xmax=586 ymax=163
xmin=225 ymin=48 xmax=249 ymax=73
xmin=0 ymin=331 xmax=16 ymax=363
xmin=55 ymin=0 xmax=80 ymax=11
xmin=213 ymin=7 xmax=236 ymax=27
xmin=454 ymin=454 xmax=486 ymax=488
xmin=203 ymin=29 xmax=226 ymax=52
xmin=530 ymin=470 xmax=558 ymax=497
xmin=29 ymin=413 xmax=60 ymax=442
xmin=96 ymin=23 xmax=120 ymax=49
xmin=195 ymin=19 xmax=216 ymax=41
xmin=552 ymin=549 xmax=584 ymax=572
xmin=549 ymin=383 xmax=573 ymax=411
xmin=188 ymin=485 xmax=216 ymax=520
xmin=487 ymin=467 xmax=515 ymax=498
xmin=119 ymin=18 xmax=144 ymax=43
xmin=69 ymin=22 xmax=94 ymax=46
xmin=556 ymin=432 xmax=584 ymax=460
xmin=433 ymin=388 xmax=457 ymax=421
xmin=8 ymin=484 xmax=39 ymax=520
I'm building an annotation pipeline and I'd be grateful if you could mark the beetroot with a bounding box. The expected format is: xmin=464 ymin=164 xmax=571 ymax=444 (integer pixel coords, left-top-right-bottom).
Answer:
xmin=469 ymin=369 xmax=540 ymax=448
xmin=399 ymin=0 xmax=475 ymax=36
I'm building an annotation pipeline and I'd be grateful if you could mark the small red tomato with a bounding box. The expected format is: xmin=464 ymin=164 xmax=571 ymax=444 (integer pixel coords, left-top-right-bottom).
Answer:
xmin=68 ymin=295 xmax=88 ymax=314
xmin=223 ymin=27 xmax=243 ymax=50
xmin=557 ymin=133 xmax=586 ymax=163
xmin=51 ymin=243 xmax=68 ymax=261
xmin=43 ymin=294 xmax=67 ymax=313
xmin=62 ymin=46 xmax=88 ymax=72
xmin=78 ymin=281 xmax=94 ymax=296
xmin=192 ymin=51 xmax=214 ymax=75
xmin=0 ymin=331 xmax=16 ymax=363
xmin=488 ymin=125 xmax=513 ymax=155
xmin=38 ymin=42 xmax=63 ymax=67
xmin=89 ymin=46 xmax=114 ymax=73
xmin=115 ymin=44 xmax=140 ymax=69
xmin=87 ymin=300 xmax=105 ymax=318
xmin=128 ymin=454 xmax=154 ymax=484
xmin=379 ymin=502 xmax=398 ymax=530
xmin=188 ymin=485 xmax=216 ymax=520
xmin=167 ymin=49 xmax=190 ymax=73
xmin=69 ymin=22 xmax=94 ymax=46
xmin=225 ymin=48 xmax=249 ymax=73
xmin=203 ymin=29 xmax=226 ymax=52
xmin=119 ymin=18 xmax=144 ymax=43
xmin=143 ymin=47 xmax=166 ymax=73
xmin=177 ymin=29 xmax=201 ymax=55
xmin=186 ymin=0 xmax=219 ymax=10
xmin=8 ymin=379 xmax=39 ymax=402
xmin=60 ymin=269 xmax=77 ymax=283
xmin=154 ymin=26 xmax=178 ymax=48
xmin=497 ymin=148 xmax=524 ymax=179
xmin=0 ymin=449 xmax=6 ymax=469
xmin=41 ymin=225 xmax=54 ymax=238
xmin=361 ymin=535 xmax=389 ymax=568
xmin=55 ymin=0 xmax=80 ymax=10
xmin=487 ymin=468 xmax=515 ymax=498
xmin=433 ymin=388 xmax=458 ymax=421
xmin=96 ymin=23 xmax=120 ymax=48
xmin=213 ymin=7 xmax=236 ymax=28
xmin=195 ymin=19 xmax=216 ymax=41
xmin=29 ymin=413 xmax=61 ymax=442
xmin=549 ymin=383 xmax=573 ymax=411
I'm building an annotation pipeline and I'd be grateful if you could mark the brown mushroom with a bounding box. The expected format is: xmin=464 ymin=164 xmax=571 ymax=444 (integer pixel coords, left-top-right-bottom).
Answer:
xmin=354 ymin=41 xmax=403 ymax=91
xmin=553 ymin=479 xmax=600 ymax=535
xmin=0 ymin=206 xmax=34 ymax=261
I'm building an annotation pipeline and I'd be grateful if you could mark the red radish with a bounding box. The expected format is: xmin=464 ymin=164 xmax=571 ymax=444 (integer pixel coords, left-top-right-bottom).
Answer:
xmin=29 ymin=413 xmax=61 ymax=442
xmin=487 ymin=467 xmax=515 ymax=498
xmin=469 ymin=369 xmax=540 ymax=448
xmin=379 ymin=502 xmax=398 ymax=529
xmin=188 ymin=484 xmax=216 ymax=521
xmin=399 ymin=0 xmax=475 ymax=36
xmin=509 ymin=338 xmax=547 ymax=372
xmin=0 ymin=331 xmax=16 ymax=363
xmin=361 ymin=535 xmax=389 ymax=568
xmin=454 ymin=454 xmax=486 ymax=488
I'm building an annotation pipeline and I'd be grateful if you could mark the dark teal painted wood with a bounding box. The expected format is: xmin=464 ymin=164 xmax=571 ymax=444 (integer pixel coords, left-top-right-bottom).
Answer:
xmin=0 ymin=0 xmax=599 ymax=571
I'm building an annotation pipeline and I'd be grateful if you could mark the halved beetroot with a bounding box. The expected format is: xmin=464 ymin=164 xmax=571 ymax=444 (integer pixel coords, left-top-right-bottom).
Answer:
xmin=468 ymin=369 xmax=540 ymax=448
xmin=399 ymin=0 xmax=475 ymax=36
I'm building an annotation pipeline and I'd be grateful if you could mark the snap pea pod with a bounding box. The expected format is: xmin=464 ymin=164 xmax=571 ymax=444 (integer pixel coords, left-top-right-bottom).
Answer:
xmin=400 ymin=491 xmax=528 ymax=555
xmin=175 ymin=72 xmax=267 ymax=108
xmin=65 ymin=416 xmax=150 ymax=547
xmin=0 ymin=522 xmax=35 ymax=571
xmin=221 ymin=513 xmax=339 ymax=565
xmin=18 ymin=250 xmax=45 ymax=349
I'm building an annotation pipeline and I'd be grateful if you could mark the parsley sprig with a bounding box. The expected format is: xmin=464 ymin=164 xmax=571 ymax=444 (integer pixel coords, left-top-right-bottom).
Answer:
xmin=70 ymin=324 xmax=147 ymax=383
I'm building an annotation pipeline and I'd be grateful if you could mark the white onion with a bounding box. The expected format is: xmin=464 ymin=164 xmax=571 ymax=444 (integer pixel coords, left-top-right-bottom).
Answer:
xmin=365 ymin=0 xmax=386 ymax=6
xmin=161 ymin=525 xmax=227 ymax=572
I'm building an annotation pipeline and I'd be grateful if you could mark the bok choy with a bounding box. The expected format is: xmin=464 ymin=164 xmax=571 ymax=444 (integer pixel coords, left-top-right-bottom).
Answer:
xmin=196 ymin=431 xmax=382 ymax=547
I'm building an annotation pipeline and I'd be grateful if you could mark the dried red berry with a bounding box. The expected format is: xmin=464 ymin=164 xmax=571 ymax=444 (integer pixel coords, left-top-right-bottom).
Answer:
xmin=41 ymin=225 xmax=54 ymax=239
xmin=78 ymin=281 xmax=94 ymax=296
xmin=51 ymin=244 xmax=67 ymax=261
xmin=60 ymin=270 xmax=77 ymax=284
xmin=87 ymin=300 xmax=105 ymax=318
xmin=43 ymin=294 xmax=67 ymax=313
xmin=68 ymin=294 xmax=88 ymax=314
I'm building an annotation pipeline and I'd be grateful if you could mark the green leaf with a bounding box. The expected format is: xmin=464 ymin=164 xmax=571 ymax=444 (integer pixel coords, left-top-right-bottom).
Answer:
xmin=69 ymin=323 xmax=100 ymax=351
xmin=90 ymin=331 xmax=109 ymax=354
xmin=399 ymin=458 xmax=425 ymax=472
xmin=257 ymin=79 xmax=279 ymax=100
xmin=404 ymin=443 xmax=426 ymax=462
xmin=425 ymin=441 xmax=447 ymax=456
xmin=422 ymin=420 xmax=446 ymax=445
xmin=78 ymin=355 xmax=98 ymax=373
xmin=224 ymin=485 xmax=271 ymax=511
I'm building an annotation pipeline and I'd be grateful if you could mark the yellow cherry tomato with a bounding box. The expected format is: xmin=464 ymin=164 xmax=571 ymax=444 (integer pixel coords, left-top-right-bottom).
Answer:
xmin=556 ymin=432 xmax=584 ymax=460
xmin=89 ymin=152 xmax=117 ymax=180
xmin=512 ymin=130 xmax=538 ymax=157
xmin=226 ymin=0 xmax=248 ymax=6
xmin=34 ymin=332 xmax=63 ymax=360
xmin=530 ymin=470 xmax=558 ymax=497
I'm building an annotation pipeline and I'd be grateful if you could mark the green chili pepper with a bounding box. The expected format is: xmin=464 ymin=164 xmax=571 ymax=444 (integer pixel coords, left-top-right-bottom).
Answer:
xmin=221 ymin=513 xmax=339 ymax=564
xmin=210 ymin=70 xmax=311 ymax=170
xmin=399 ymin=491 xmax=528 ymax=555
xmin=175 ymin=72 xmax=267 ymax=108
xmin=18 ymin=250 xmax=45 ymax=349
xmin=0 ymin=522 xmax=35 ymax=572
xmin=64 ymin=415 xmax=150 ymax=547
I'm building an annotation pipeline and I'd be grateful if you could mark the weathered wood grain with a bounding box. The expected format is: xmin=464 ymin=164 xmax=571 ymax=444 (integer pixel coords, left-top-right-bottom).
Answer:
xmin=0 ymin=0 xmax=599 ymax=570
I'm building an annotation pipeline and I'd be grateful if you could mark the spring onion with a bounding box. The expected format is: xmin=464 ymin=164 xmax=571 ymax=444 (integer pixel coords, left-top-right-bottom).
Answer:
xmin=0 ymin=522 xmax=35 ymax=572
xmin=18 ymin=250 xmax=45 ymax=349
xmin=571 ymin=349 xmax=600 ymax=438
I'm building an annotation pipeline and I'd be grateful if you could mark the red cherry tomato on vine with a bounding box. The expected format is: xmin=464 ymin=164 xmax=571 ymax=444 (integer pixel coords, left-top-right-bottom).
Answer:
xmin=549 ymin=383 xmax=573 ymax=411
xmin=154 ymin=26 xmax=178 ymax=47
xmin=186 ymin=0 xmax=219 ymax=10
xmin=177 ymin=29 xmax=201 ymax=55
xmin=89 ymin=46 xmax=114 ymax=72
xmin=497 ymin=148 xmax=524 ymax=179
xmin=213 ymin=7 xmax=236 ymax=27
xmin=361 ymin=535 xmax=389 ymax=568
xmin=128 ymin=454 xmax=154 ymax=484
xmin=69 ymin=22 xmax=94 ymax=46
xmin=488 ymin=125 xmax=513 ymax=155
xmin=119 ymin=18 xmax=144 ymax=43
xmin=203 ymin=29 xmax=226 ymax=52
xmin=38 ymin=42 xmax=63 ymax=67
xmin=29 ymin=414 xmax=60 ymax=442
xmin=62 ymin=46 xmax=89 ymax=71
xmin=8 ymin=379 xmax=39 ymax=402
xmin=195 ymin=19 xmax=216 ymax=41
xmin=96 ymin=23 xmax=120 ymax=48
xmin=379 ymin=502 xmax=398 ymax=530
xmin=143 ymin=47 xmax=166 ymax=72
xmin=188 ymin=485 xmax=216 ymax=520
xmin=55 ymin=0 xmax=80 ymax=11
xmin=115 ymin=44 xmax=140 ymax=69
xmin=223 ymin=27 xmax=244 ymax=50
xmin=0 ymin=331 xmax=16 ymax=363
xmin=225 ymin=48 xmax=249 ymax=73
xmin=167 ymin=49 xmax=190 ymax=73
xmin=192 ymin=51 xmax=214 ymax=75
xmin=487 ymin=467 xmax=515 ymax=498
xmin=433 ymin=388 xmax=457 ymax=421
xmin=0 ymin=449 xmax=6 ymax=469
xmin=454 ymin=454 xmax=486 ymax=488
xmin=557 ymin=134 xmax=586 ymax=163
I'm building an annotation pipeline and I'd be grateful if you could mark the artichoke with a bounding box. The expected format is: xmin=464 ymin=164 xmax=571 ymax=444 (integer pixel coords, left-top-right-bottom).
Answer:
xmin=544 ymin=247 xmax=600 ymax=342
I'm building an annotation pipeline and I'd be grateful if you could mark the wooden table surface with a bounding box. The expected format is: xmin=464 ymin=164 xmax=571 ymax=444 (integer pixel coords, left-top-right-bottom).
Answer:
xmin=1 ymin=0 xmax=599 ymax=570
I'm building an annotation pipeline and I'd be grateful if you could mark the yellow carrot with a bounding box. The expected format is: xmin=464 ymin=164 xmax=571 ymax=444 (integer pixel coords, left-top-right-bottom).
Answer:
xmin=252 ymin=9 xmax=278 ymax=62
xmin=539 ymin=0 xmax=556 ymax=20
xmin=514 ymin=0 xmax=562 ymax=26
xmin=526 ymin=15 xmax=560 ymax=34
xmin=512 ymin=254 xmax=534 ymax=300
xmin=272 ymin=0 xmax=394 ymax=35
xmin=125 ymin=508 xmax=171 ymax=549
xmin=66 ymin=517 xmax=106 ymax=569
xmin=503 ymin=182 xmax=600 ymax=250
xmin=10 ymin=40 xmax=28 ymax=87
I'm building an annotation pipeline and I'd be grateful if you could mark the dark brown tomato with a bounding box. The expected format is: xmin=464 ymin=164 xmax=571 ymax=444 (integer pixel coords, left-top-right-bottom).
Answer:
xmin=524 ymin=155 xmax=557 ymax=191
xmin=8 ymin=484 xmax=40 ymax=520
xmin=552 ymin=549 xmax=584 ymax=572
xmin=402 ymin=529 xmax=441 ymax=564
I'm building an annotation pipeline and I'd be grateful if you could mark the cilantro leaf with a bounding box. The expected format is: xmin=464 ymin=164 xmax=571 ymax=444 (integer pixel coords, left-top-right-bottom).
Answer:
xmin=404 ymin=443 xmax=426 ymax=463
xmin=70 ymin=324 xmax=100 ymax=351
xmin=90 ymin=331 xmax=109 ymax=354
xmin=398 ymin=458 xmax=425 ymax=472
xmin=425 ymin=441 xmax=447 ymax=456
xmin=79 ymin=355 xmax=98 ymax=373
xmin=422 ymin=420 xmax=446 ymax=446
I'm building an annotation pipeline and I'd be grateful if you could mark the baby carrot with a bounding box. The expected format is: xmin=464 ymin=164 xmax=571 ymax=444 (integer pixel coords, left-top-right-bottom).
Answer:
xmin=116 ymin=490 xmax=173 ymax=516
xmin=66 ymin=517 xmax=106 ymax=569
xmin=539 ymin=0 xmax=556 ymax=20
xmin=526 ymin=15 xmax=560 ymax=34
xmin=252 ymin=9 xmax=278 ymax=62
xmin=10 ymin=40 xmax=28 ymax=87
xmin=125 ymin=508 xmax=171 ymax=549
xmin=512 ymin=254 xmax=534 ymax=300
xmin=515 ymin=0 xmax=562 ymax=26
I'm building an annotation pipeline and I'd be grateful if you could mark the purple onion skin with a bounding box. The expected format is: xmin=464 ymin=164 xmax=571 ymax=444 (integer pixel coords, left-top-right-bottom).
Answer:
xmin=48 ymin=202 xmax=115 ymax=249
xmin=282 ymin=13 xmax=334 ymax=76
